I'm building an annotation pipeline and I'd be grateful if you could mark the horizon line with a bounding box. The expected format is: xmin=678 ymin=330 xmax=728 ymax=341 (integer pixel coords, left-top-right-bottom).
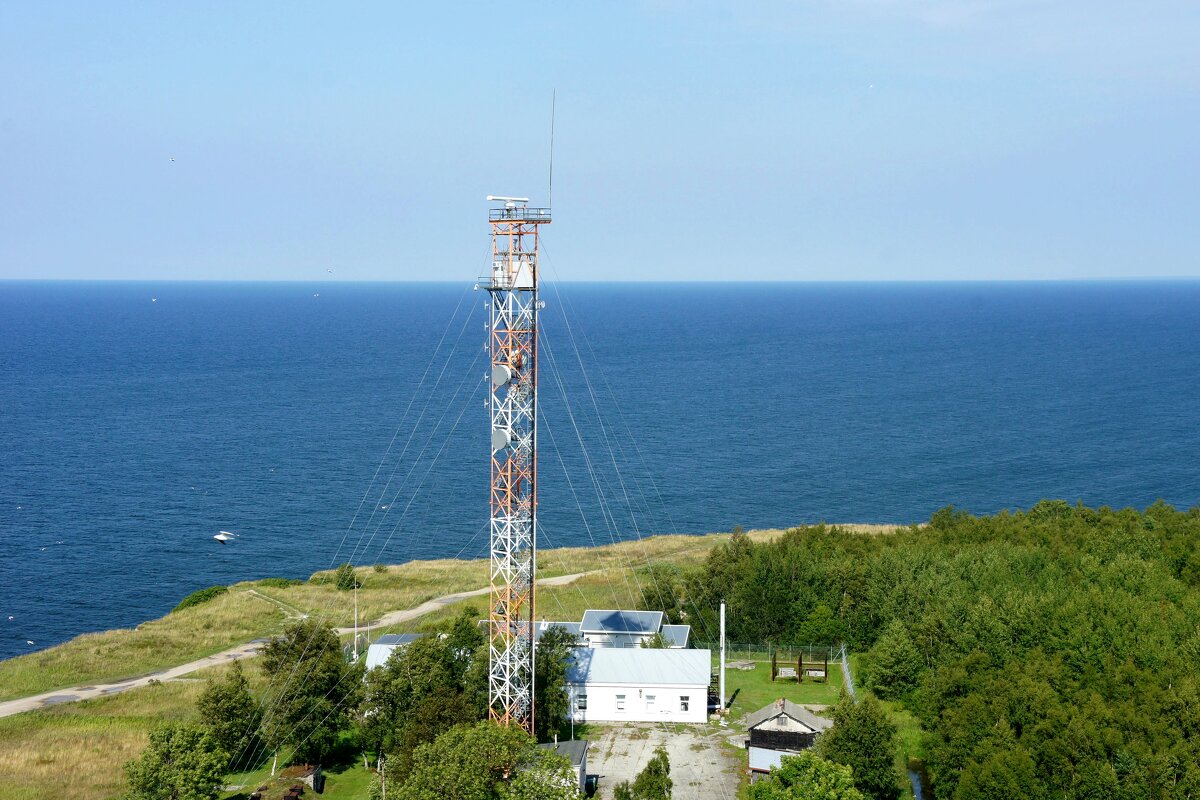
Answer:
xmin=3 ymin=276 xmax=1199 ymax=285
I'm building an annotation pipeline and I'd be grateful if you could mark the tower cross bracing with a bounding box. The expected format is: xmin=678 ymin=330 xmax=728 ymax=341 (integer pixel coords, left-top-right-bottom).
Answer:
xmin=484 ymin=197 xmax=549 ymax=733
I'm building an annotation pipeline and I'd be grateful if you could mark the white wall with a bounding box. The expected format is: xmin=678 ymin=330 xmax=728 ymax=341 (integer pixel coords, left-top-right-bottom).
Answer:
xmin=748 ymin=746 xmax=789 ymax=774
xmin=568 ymin=682 xmax=707 ymax=724
xmin=581 ymin=632 xmax=650 ymax=648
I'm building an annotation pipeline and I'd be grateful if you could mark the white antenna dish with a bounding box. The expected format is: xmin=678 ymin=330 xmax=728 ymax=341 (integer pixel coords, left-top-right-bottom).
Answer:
xmin=486 ymin=195 xmax=530 ymax=203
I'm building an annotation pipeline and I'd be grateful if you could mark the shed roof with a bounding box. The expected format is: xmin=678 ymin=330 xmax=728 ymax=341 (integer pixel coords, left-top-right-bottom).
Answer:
xmin=535 ymin=621 xmax=582 ymax=641
xmin=566 ymin=647 xmax=711 ymax=687
xmin=744 ymin=699 xmax=832 ymax=733
xmin=661 ymin=624 xmax=690 ymax=648
xmin=374 ymin=633 xmax=423 ymax=646
xmin=364 ymin=633 xmax=423 ymax=671
xmin=580 ymin=609 xmax=664 ymax=635
xmin=537 ymin=739 xmax=589 ymax=767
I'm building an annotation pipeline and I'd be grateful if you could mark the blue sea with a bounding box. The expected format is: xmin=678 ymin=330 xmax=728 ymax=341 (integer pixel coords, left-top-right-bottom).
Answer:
xmin=2 ymin=280 xmax=1199 ymax=661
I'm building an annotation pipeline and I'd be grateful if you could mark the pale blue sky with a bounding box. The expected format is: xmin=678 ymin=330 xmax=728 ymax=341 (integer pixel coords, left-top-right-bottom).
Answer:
xmin=1 ymin=1 xmax=1197 ymax=281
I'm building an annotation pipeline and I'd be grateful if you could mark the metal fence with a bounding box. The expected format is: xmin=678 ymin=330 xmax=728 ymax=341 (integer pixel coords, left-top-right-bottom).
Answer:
xmin=694 ymin=641 xmax=838 ymax=664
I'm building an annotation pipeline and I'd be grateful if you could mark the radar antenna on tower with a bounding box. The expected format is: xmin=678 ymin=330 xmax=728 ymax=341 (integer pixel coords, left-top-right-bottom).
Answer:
xmin=482 ymin=195 xmax=550 ymax=733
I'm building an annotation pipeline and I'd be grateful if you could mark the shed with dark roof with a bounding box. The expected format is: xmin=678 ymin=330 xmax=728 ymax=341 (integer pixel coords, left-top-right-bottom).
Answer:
xmin=744 ymin=698 xmax=832 ymax=778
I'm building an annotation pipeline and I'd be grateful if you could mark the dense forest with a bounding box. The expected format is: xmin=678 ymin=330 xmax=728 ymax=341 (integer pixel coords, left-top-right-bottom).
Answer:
xmin=645 ymin=501 xmax=1200 ymax=800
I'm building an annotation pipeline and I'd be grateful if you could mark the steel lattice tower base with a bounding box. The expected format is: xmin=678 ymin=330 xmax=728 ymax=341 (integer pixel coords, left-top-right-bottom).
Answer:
xmin=483 ymin=196 xmax=550 ymax=733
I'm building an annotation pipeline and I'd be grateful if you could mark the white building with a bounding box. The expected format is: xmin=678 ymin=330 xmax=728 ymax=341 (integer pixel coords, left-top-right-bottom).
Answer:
xmin=567 ymin=647 xmax=711 ymax=724
xmin=363 ymin=633 xmax=423 ymax=671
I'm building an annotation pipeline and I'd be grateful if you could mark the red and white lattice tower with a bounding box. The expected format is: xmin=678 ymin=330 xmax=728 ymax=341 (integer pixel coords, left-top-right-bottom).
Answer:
xmin=483 ymin=195 xmax=550 ymax=733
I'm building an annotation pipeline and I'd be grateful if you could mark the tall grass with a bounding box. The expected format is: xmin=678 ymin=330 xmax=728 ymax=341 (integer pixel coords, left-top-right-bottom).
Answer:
xmin=0 ymin=592 xmax=284 ymax=701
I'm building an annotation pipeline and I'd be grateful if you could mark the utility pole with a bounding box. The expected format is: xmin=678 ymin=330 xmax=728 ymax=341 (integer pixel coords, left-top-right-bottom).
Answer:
xmin=483 ymin=195 xmax=550 ymax=734
xmin=719 ymin=600 xmax=727 ymax=713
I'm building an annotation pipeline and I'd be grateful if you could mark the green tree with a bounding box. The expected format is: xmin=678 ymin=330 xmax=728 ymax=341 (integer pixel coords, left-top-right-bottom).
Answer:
xmin=632 ymin=746 xmax=672 ymax=799
xmin=260 ymin=619 xmax=361 ymax=765
xmin=123 ymin=723 xmax=228 ymax=800
xmin=639 ymin=631 xmax=671 ymax=649
xmin=534 ymin=625 xmax=579 ymax=743
xmin=864 ymin=619 xmax=922 ymax=700
xmin=359 ymin=608 xmax=486 ymax=776
xmin=613 ymin=745 xmax=671 ymax=799
xmin=447 ymin=605 xmax=487 ymax=662
xmin=747 ymin=751 xmax=866 ymax=800
xmin=817 ymin=695 xmax=899 ymax=800
xmin=500 ymin=752 xmax=580 ymax=800
xmin=392 ymin=721 xmax=575 ymax=800
xmin=335 ymin=562 xmax=360 ymax=591
xmin=196 ymin=660 xmax=263 ymax=769
xmin=792 ymin=603 xmax=844 ymax=645
xmin=955 ymin=747 xmax=1046 ymax=800
xmin=639 ymin=562 xmax=685 ymax=624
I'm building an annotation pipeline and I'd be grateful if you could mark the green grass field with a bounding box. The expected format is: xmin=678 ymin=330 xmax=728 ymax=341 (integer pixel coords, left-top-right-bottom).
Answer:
xmin=721 ymin=656 xmax=845 ymax=720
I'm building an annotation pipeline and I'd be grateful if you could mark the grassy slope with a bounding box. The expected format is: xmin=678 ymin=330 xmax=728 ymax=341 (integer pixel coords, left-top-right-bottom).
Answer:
xmin=0 ymin=672 xmax=217 ymax=800
xmin=0 ymin=592 xmax=285 ymax=702
xmin=0 ymin=526 xmax=825 ymax=701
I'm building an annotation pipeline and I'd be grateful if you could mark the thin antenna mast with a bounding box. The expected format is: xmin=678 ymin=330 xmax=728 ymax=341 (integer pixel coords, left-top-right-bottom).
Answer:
xmin=548 ymin=90 xmax=556 ymax=208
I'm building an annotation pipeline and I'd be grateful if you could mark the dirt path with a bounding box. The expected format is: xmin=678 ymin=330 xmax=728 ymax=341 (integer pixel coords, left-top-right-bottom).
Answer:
xmin=0 ymin=571 xmax=590 ymax=719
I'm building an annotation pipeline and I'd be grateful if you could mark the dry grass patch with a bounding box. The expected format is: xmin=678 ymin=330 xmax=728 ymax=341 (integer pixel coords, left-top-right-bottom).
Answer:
xmin=0 ymin=714 xmax=149 ymax=800
xmin=0 ymin=592 xmax=285 ymax=701
xmin=283 ymin=557 xmax=492 ymax=627
xmin=0 ymin=664 xmax=269 ymax=800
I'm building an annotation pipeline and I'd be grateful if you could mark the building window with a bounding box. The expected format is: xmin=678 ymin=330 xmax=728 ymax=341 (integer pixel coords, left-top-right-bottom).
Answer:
xmin=616 ymin=694 xmax=626 ymax=712
xmin=576 ymin=694 xmax=588 ymax=711
xmin=680 ymin=696 xmax=690 ymax=712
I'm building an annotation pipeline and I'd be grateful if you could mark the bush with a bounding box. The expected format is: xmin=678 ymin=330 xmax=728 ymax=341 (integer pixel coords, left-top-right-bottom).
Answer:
xmin=615 ymin=746 xmax=672 ymax=799
xmin=335 ymin=562 xmax=361 ymax=591
xmin=372 ymin=563 xmax=388 ymax=573
xmin=173 ymin=585 xmax=228 ymax=613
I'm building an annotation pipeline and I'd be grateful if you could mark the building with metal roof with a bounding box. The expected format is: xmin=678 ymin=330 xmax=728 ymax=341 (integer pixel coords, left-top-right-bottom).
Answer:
xmin=744 ymin=698 xmax=832 ymax=779
xmin=566 ymin=647 xmax=711 ymax=723
xmin=363 ymin=633 xmax=423 ymax=671
xmin=661 ymin=624 xmax=690 ymax=648
xmin=535 ymin=620 xmax=582 ymax=641
xmin=539 ymin=609 xmax=690 ymax=649
xmin=537 ymin=739 xmax=590 ymax=793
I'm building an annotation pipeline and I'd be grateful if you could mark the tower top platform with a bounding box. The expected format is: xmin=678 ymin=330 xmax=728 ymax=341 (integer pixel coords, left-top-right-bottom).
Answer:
xmin=489 ymin=207 xmax=552 ymax=223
